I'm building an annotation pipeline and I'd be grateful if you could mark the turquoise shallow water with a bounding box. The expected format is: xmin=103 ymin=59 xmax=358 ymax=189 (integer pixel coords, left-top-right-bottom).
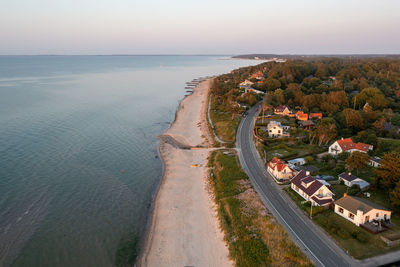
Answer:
xmin=0 ymin=55 xmax=257 ymax=266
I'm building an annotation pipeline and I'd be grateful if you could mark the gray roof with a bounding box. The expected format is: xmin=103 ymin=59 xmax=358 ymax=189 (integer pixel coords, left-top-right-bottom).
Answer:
xmin=335 ymin=195 xmax=391 ymax=214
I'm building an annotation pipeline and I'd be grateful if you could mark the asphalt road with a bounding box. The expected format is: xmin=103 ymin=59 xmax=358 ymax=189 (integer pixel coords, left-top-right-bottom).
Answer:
xmin=236 ymin=103 xmax=355 ymax=267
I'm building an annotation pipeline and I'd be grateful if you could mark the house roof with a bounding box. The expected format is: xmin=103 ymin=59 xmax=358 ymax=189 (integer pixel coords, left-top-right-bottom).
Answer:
xmin=310 ymin=113 xmax=323 ymax=118
xmin=291 ymin=170 xmax=324 ymax=197
xmin=335 ymin=195 xmax=391 ymax=214
xmin=287 ymin=158 xmax=305 ymax=164
xmin=274 ymin=105 xmax=290 ymax=112
xmin=336 ymin=138 xmax=371 ymax=152
xmin=339 ymin=172 xmax=358 ymax=182
xmin=312 ymin=196 xmax=333 ymax=205
xmin=299 ymin=120 xmax=315 ymax=127
xmin=268 ymin=157 xmax=292 ymax=172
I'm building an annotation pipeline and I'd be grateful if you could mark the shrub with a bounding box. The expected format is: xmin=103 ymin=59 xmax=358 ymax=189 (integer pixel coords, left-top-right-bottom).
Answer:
xmin=337 ymin=229 xmax=351 ymax=239
xmin=305 ymin=156 xmax=314 ymax=164
xmin=322 ymin=154 xmax=334 ymax=162
xmin=338 ymin=152 xmax=351 ymax=161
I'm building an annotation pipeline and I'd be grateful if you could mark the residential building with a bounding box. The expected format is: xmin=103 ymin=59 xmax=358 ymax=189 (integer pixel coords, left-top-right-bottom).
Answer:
xmin=245 ymin=88 xmax=264 ymax=94
xmin=291 ymin=170 xmax=334 ymax=206
xmin=267 ymin=157 xmax=295 ymax=182
xmin=239 ymin=80 xmax=254 ymax=89
xmin=310 ymin=113 xmax=323 ymax=120
xmin=338 ymin=172 xmax=370 ymax=190
xmin=334 ymin=194 xmax=391 ymax=226
xmin=296 ymin=111 xmax=308 ymax=121
xmin=369 ymin=156 xmax=382 ymax=168
xmin=250 ymin=71 xmax=264 ymax=80
xmin=266 ymin=120 xmax=290 ymax=138
xmin=328 ymin=138 xmax=373 ymax=156
xmin=274 ymin=105 xmax=292 ymax=116
xmin=298 ymin=120 xmax=315 ymax=130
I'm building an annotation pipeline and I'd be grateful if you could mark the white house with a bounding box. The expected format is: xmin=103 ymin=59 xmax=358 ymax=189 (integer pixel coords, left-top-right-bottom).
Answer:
xmin=334 ymin=194 xmax=392 ymax=226
xmin=245 ymin=88 xmax=264 ymax=94
xmin=338 ymin=172 xmax=370 ymax=190
xmin=239 ymin=80 xmax=254 ymax=88
xmin=328 ymin=138 xmax=373 ymax=156
xmin=267 ymin=157 xmax=295 ymax=182
xmin=291 ymin=171 xmax=334 ymax=206
xmin=266 ymin=120 xmax=290 ymax=138
xmin=369 ymin=156 xmax=382 ymax=168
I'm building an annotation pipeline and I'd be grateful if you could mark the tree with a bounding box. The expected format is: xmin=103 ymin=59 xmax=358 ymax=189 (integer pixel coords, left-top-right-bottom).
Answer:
xmin=309 ymin=121 xmax=337 ymax=146
xmin=353 ymin=87 xmax=387 ymax=109
xmin=264 ymin=78 xmax=281 ymax=91
xmin=375 ymin=151 xmax=400 ymax=189
xmin=343 ymin=108 xmax=364 ymax=130
xmin=345 ymin=151 xmax=370 ymax=175
xmin=274 ymin=89 xmax=285 ymax=105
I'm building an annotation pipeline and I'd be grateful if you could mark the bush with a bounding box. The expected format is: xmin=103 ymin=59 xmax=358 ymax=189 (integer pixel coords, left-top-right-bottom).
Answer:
xmin=352 ymin=230 xmax=369 ymax=243
xmin=322 ymin=154 xmax=334 ymax=162
xmin=305 ymin=156 xmax=314 ymax=164
xmin=338 ymin=152 xmax=351 ymax=161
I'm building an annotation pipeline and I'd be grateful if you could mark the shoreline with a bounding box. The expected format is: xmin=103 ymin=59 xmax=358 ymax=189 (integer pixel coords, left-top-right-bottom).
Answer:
xmin=138 ymin=79 xmax=232 ymax=266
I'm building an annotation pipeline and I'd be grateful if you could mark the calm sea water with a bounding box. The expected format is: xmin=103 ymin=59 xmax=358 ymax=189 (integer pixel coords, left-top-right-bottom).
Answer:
xmin=0 ymin=55 xmax=257 ymax=267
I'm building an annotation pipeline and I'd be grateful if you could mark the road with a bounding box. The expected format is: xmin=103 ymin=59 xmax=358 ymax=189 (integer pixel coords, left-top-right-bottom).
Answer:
xmin=236 ymin=103 xmax=356 ymax=267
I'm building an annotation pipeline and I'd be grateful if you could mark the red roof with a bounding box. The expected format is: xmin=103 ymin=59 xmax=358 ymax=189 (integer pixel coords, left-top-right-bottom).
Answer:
xmin=251 ymin=71 xmax=264 ymax=79
xmin=310 ymin=113 xmax=323 ymax=119
xmin=268 ymin=157 xmax=291 ymax=172
xmin=336 ymin=138 xmax=371 ymax=152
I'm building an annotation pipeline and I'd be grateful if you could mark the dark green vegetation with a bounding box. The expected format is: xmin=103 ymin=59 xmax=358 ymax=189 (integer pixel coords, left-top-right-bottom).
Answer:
xmin=209 ymin=150 xmax=311 ymax=266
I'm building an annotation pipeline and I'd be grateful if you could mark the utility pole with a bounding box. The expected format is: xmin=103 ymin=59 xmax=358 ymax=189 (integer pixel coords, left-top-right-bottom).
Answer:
xmin=310 ymin=201 xmax=313 ymax=219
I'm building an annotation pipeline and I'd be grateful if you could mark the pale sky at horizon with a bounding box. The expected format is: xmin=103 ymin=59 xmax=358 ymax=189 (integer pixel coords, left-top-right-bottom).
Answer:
xmin=1 ymin=0 xmax=399 ymax=55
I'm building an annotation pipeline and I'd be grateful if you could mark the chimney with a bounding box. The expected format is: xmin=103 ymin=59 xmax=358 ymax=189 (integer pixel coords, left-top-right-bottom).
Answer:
xmin=344 ymin=193 xmax=347 ymax=197
xmin=341 ymin=137 xmax=344 ymax=140
xmin=306 ymin=171 xmax=310 ymax=176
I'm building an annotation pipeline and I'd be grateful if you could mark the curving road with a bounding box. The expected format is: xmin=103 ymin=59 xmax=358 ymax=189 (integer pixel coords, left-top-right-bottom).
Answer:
xmin=236 ymin=103 xmax=355 ymax=267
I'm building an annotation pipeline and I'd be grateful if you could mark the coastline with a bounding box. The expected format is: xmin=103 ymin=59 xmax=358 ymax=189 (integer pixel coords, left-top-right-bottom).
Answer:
xmin=138 ymin=79 xmax=232 ymax=266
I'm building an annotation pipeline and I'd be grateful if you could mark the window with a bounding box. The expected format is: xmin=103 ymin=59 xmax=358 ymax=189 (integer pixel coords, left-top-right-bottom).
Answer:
xmin=338 ymin=207 xmax=344 ymax=214
xmin=376 ymin=213 xmax=379 ymax=217
xmin=365 ymin=216 xmax=370 ymax=222
xmin=349 ymin=213 xmax=355 ymax=220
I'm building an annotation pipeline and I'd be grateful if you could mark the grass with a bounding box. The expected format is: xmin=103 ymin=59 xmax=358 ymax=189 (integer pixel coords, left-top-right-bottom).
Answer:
xmin=259 ymin=142 xmax=324 ymax=162
xmin=209 ymin=150 xmax=312 ymax=267
xmin=209 ymin=98 xmax=241 ymax=146
xmin=284 ymin=187 xmax=400 ymax=259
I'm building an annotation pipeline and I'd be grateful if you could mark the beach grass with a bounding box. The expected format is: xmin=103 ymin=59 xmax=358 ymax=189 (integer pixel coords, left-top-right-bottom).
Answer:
xmin=209 ymin=150 xmax=312 ymax=267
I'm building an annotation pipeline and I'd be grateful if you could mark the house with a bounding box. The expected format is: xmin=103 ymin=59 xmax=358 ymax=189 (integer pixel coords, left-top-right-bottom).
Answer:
xmin=291 ymin=170 xmax=334 ymax=206
xmin=334 ymin=194 xmax=391 ymax=227
xmin=296 ymin=111 xmax=308 ymax=121
xmin=266 ymin=121 xmax=290 ymax=138
xmin=245 ymin=88 xmax=264 ymax=94
xmin=310 ymin=113 xmax=323 ymax=120
xmin=239 ymin=80 xmax=254 ymax=89
xmin=267 ymin=157 xmax=295 ymax=182
xmin=287 ymin=158 xmax=306 ymax=167
xmin=250 ymin=71 xmax=264 ymax=80
xmin=338 ymin=172 xmax=370 ymax=190
xmin=369 ymin=156 xmax=382 ymax=168
xmin=298 ymin=120 xmax=315 ymax=130
xmin=328 ymin=138 xmax=373 ymax=156
xmin=274 ymin=105 xmax=292 ymax=116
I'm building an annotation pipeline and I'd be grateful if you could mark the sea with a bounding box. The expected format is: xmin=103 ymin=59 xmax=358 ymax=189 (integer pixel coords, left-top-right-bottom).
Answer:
xmin=0 ymin=55 xmax=258 ymax=267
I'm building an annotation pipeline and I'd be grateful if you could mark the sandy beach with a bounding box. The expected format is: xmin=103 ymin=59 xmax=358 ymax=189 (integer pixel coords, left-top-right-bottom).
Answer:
xmin=139 ymin=80 xmax=232 ymax=267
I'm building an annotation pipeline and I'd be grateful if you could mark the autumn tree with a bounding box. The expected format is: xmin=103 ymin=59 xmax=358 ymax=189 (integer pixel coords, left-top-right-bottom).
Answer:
xmin=343 ymin=108 xmax=364 ymax=130
xmin=309 ymin=119 xmax=337 ymax=146
xmin=345 ymin=151 xmax=370 ymax=175
xmin=375 ymin=152 xmax=400 ymax=206
xmin=274 ymin=89 xmax=285 ymax=105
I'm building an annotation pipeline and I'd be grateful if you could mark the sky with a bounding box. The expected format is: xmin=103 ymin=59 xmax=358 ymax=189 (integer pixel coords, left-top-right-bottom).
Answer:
xmin=1 ymin=0 xmax=399 ymax=55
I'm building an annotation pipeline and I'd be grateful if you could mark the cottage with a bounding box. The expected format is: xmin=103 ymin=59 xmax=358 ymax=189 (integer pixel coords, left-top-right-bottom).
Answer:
xmin=291 ymin=171 xmax=334 ymax=206
xmin=310 ymin=113 xmax=323 ymax=120
xmin=274 ymin=105 xmax=292 ymax=116
xmin=369 ymin=156 xmax=382 ymax=168
xmin=338 ymin=172 xmax=370 ymax=190
xmin=334 ymin=194 xmax=391 ymax=227
xmin=296 ymin=111 xmax=308 ymax=121
xmin=250 ymin=71 xmax=264 ymax=80
xmin=239 ymin=80 xmax=254 ymax=88
xmin=267 ymin=157 xmax=295 ymax=182
xmin=328 ymin=138 xmax=373 ymax=156
xmin=298 ymin=120 xmax=315 ymax=130
xmin=266 ymin=120 xmax=290 ymax=138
